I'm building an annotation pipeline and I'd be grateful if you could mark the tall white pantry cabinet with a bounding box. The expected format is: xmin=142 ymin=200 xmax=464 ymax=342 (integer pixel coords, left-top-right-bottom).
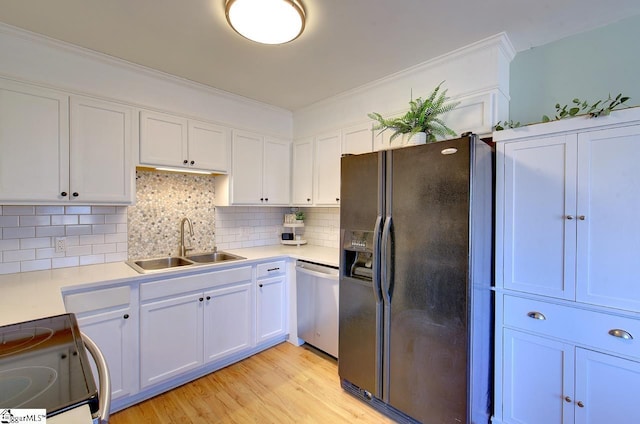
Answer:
xmin=493 ymin=108 xmax=640 ymax=424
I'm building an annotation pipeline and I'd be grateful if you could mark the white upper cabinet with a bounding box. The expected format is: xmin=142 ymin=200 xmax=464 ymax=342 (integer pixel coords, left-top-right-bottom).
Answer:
xmin=0 ymin=79 xmax=134 ymax=204
xmin=342 ymin=123 xmax=373 ymax=155
xmin=217 ymin=130 xmax=290 ymax=206
xmin=0 ymin=79 xmax=69 ymax=203
xmin=314 ymin=131 xmax=341 ymax=206
xmin=291 ymin=137 xmax=314 ymax=205
xmin=140 ymin=110 xmax=230 ymax=173
xmin=70 ymin=96 xmax=134 ymax=204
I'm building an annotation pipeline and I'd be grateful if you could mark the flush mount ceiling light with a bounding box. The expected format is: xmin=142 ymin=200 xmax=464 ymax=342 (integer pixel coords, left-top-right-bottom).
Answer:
xmin=225 ymin=0 xmax=306 ymax=45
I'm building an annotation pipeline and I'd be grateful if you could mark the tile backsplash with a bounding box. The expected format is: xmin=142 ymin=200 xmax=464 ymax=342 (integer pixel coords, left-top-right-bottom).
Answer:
xmin=0 ymin=172 xmax=341 ymax=275
xmin=0 ymin=205 xmax=127 ymax=275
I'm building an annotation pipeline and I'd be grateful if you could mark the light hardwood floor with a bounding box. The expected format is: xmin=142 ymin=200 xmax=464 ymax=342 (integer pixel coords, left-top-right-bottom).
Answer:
xmin=110 ymin=342 xmax=396 ymax=423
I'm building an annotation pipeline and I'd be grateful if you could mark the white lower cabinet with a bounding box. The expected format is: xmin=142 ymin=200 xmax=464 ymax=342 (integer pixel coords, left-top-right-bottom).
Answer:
xmin=256 ymin=260 xmax=288 ymax=343
xmin=139 ymin=266 xmax=254 ymax=389
xmin=64 ymin=285 xmax=137 ymax=402
xmin=502 ymin=328 xmax=640 ymax=424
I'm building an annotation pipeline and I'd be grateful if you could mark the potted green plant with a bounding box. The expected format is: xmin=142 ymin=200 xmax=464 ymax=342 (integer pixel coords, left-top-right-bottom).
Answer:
xmin=368 ymin=81 xmax=460 ymax=145
xmin=295 ymin=211 xmax=305 ymax=222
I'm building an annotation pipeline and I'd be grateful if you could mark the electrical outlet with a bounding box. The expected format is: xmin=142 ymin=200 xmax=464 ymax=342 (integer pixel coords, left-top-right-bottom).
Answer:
xmin=55 ymin=237 xmax=66 ymax=253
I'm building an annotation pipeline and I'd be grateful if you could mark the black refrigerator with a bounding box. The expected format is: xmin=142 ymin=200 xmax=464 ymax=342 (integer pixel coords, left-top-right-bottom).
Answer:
xmin=338 ymin=135 xmax=493 ymax=424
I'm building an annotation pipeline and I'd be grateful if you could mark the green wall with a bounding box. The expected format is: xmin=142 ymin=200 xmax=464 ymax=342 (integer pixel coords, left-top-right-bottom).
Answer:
xmin=509 ymin=14 xmax=640 ymax=125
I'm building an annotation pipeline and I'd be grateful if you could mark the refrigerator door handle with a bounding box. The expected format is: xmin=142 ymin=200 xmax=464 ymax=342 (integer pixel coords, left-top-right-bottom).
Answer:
xmin=372 ymin=215 xmax=384 ymax=303
xmin=380 ymin=215 xmax=392 ymax=303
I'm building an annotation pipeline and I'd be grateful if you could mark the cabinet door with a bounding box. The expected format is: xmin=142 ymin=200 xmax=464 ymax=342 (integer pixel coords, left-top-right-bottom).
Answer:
xmin=576 ymin=125 xmax=640 ymax=311
xmin=140 ymin=293 xmax=203 ymax=388
xmin=263 ymin=137 xmax=291 ymax=205
xmin=314 ymin=131 xmax=341 ymax=206
xmin=0 ymin=79 xmax=69 ymax=202
xmin=231 ymin=130 xmax=264 ymax=204
xmin=188 ymin=120 xmax=230 ymax=172
xmin=342 ymin=123 xmax=373 ymax=155
xmin=70 ymin=97 xmax=133 ymax=203
xmin=502 ymin=329 xmax=574 ymax=424
xmin=256 ymin=275 xmax=287 ymax=343
xmin=291 ymin=137 xmax=313 ymax=205
xmin=575 ymin=348 xmax=640 ymax=424
xmin=204 ymin=282 xmax=254 ymax=363
xmin=77 ymin=307 xmax=136 ymax=400
xmin=501 ymin=135 xmax=577 ymax=299
xmin=139 ymin=110 xmax=188 ymax=168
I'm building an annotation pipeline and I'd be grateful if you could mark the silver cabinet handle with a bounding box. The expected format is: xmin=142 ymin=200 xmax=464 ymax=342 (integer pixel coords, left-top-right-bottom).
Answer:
xmin=609 ymin=329 xmax=633 ymax=340
xmin=527 ymin=311 xmax=546 ymax=320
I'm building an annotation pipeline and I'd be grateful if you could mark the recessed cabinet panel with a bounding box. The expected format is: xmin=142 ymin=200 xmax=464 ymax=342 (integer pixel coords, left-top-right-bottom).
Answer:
xmin=292 ymin=137 xmax=314 ymax=205
xmin=263 ymin=137 xmax=291 ymax=205
xmin=502 ymin=135 xmax=577 ymax=299
xmin=342 ymin=123 xmax=373 ymax=155
xmin=576 ymin=125 xmax=640 ymax=311
xmin=0 ymin=79 xmax=69 ymax=202
xmin=231 ymin=131 xmax=264 ymax=204
xmin=139 ymin=110 xmax=188 ymax=168
xmin=70 ymin=97 xmax=133 ymax=203
xmin=314 ymin=131 xmax=341 ymax=206
xmin=256 ymin=275 xmax=287 ymax=343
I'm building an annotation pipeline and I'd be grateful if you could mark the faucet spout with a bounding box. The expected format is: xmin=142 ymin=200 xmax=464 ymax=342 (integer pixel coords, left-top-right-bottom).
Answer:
xmin=179 ymin=217 xmax=194 ymax=256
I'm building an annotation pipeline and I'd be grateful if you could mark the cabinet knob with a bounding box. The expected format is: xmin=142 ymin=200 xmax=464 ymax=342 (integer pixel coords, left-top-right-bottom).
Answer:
xmin=578 ymin=215 xmax=586 ymax=220
xmin=260 ymin=198 xmax=264 ymax=202
xmin=608 ymin=328 xmax=633 ymax=340
xmin=206 ymin=296 xmax=211 ymax=300
xmin=336 ymin=198 xmax=340 ymax=202
xmin=527 ymin=311 xmax=546 ymax=320
xmin=577 ymin=401 xmax=584 ymax=408
xmin=566 ymin=215 xmax=575 ymax=220
xmin=61 ymin=192 xmax=68 ymax=197
xmin=190 ymin=160 xmax=195 ymax=165
xmin=72 ymin=192 xmax=79 ymax=197
xmin=307 ymin=198 xmax=311 ymax=202
xmin=564 ymin=396 xmax=572 ymax=403
xmin=199 ymin=297 xmax=204 ymax=302
xmin=183 ymin=159 xmax=189 ymax=164
xmin=259 ymin=283 xmax=263 ymax=288
xmin=265 ymin=198 xmax=269 ymax=202
xmin=123 ymin=314 xmax=129 ymax=319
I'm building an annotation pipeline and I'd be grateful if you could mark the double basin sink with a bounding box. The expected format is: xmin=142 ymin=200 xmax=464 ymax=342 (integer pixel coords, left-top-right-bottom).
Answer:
xmin=127 ymin=251 xmax=246 ymax=274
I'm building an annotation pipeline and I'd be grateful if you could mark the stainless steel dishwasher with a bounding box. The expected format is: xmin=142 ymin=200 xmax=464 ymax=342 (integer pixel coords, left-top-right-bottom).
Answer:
xmin=296 ymin=260 xmax=339 ymax=357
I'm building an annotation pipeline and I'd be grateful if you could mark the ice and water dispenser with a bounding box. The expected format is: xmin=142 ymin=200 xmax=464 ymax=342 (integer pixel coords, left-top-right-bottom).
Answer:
xmin=341 ymin=230 xmax=374 ymax=281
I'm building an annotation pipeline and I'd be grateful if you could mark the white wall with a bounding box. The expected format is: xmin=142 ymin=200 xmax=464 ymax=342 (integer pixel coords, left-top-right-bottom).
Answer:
xmin=0 ymin=23 xmax=292 ymax=138
xmin=293 ymin=33 xmax=515 ymax=139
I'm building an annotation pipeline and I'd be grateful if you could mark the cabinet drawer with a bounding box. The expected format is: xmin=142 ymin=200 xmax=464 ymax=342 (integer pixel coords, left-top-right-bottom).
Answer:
xmin=65 ymin=285 xmax=130 ymax=314
xmin=141 ymin=266 xmax=252 ymax=301
xmin=257 ymin=260 xmax=286 ymax=278
xmin=503 ymin=295 xmax=640 ymax=360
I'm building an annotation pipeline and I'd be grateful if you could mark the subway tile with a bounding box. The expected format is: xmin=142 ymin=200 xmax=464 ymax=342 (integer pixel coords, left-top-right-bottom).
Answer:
xmin=66 ymin=225 xmax=92 ymax=236
xmin=0 ymin=239 xmax=20 ymax=251
xmin=105 ymin=233 xmax=127 ymax=243
xmin=52 ymin=215 xmax=78 ymax=225
xmin=105 ymin=214 xmax=127 ymax=224
xmin=2 ymin=206 xmax=35 ymax=216
xmin=66 ymin=245 xmax=92 ymax=256
xmin=0 ymin=216 xmax=19 ymax=227
xmin=20 ymin=237 xmax=51 ymax=249
xmin=117 ymin=242 xmax=128 ymax=252
xmin=92 ymin=243 xmax=117 ymax=254
xmin=19 ymin=216 xmax=51 ymax=227
xmin=3 ymin=227 xmax=35 ymax=239
xmin=52 ymin=256 xmax=79 ymax=269
xmin=80 ymin=254 xmax=105 ymax=266
xmin=21 ymin=259 xmax=51 ymax=272
xmin=3 ymin=249 xmax=35 ymax=262
xmin=116 ymin=223 xmax=127 ymax=233
xmin=36 ymin=226 xmax=66 ymax=237
xmin=0 ymin=262 xmax=20 ymax=275
xmin=65 ymin=206 xmax=91 ymax=215
xmin=80 ymin=215 xmax=105 ymax=225
xmin=92 ymin=206 xmax=116 ymax=214
xmin=79 ymin=234 xmax=105 ymax=245
xmin=36 ymin=247 xmax=65 ymax=259
xmin=65 ymin=236 xmax=80 ymax=246
xmin=105 ymin=252 xmax=127 ymax=263
xmin=92 ymin=224 xmax=117 ymax=234
xmin=36 ymin=206 xmax=65 ymax=215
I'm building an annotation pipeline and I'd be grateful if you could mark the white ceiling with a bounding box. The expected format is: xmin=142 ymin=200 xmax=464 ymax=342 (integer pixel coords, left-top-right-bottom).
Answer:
xmin=0 ymin=0 xmax=639 ymax=111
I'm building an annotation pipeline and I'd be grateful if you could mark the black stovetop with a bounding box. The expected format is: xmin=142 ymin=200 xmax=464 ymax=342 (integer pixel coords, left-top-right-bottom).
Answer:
xmin=0 ymin=313 xmax=98 ymax=417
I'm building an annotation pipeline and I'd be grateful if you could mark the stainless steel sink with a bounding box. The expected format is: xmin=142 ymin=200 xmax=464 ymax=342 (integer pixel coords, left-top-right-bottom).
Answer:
xmin=126 ymin=251 xmax=245 ymax=273
xmin=185 ymin=251 xmax=245 ymax=263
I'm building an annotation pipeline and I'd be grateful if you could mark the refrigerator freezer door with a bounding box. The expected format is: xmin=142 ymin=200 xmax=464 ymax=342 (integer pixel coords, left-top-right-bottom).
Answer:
xmin=385 ymin=138 xmax=473 ymax=423
xmin=339 ymin=151 xmax=384 ymax=397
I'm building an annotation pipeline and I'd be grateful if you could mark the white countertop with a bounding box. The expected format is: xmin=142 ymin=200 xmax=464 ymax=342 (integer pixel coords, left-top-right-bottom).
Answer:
xmin=0 ymin=244 xmax=338 ymax=327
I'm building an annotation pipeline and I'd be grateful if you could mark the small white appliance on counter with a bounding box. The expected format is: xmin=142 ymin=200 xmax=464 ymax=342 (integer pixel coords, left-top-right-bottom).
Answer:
xmin=0 ymin=313 xmax=111 ymax=423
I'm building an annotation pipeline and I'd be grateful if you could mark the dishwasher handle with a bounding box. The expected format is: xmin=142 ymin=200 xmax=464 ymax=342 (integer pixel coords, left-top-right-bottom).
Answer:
xmin=82 ymin=332 xmax=111 ymax=424
xmin=296 ymin=264 xmax=339 ymax=280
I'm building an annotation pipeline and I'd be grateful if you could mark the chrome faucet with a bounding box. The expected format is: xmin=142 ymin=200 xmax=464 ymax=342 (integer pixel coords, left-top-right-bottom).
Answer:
xmin=179 ymin=217 xmax=194 ymax=256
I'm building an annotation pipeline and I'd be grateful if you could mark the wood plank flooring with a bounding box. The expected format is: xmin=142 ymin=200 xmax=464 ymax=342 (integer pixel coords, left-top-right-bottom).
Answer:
xmin=110 ymin=342 xmax=396 ymax=423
